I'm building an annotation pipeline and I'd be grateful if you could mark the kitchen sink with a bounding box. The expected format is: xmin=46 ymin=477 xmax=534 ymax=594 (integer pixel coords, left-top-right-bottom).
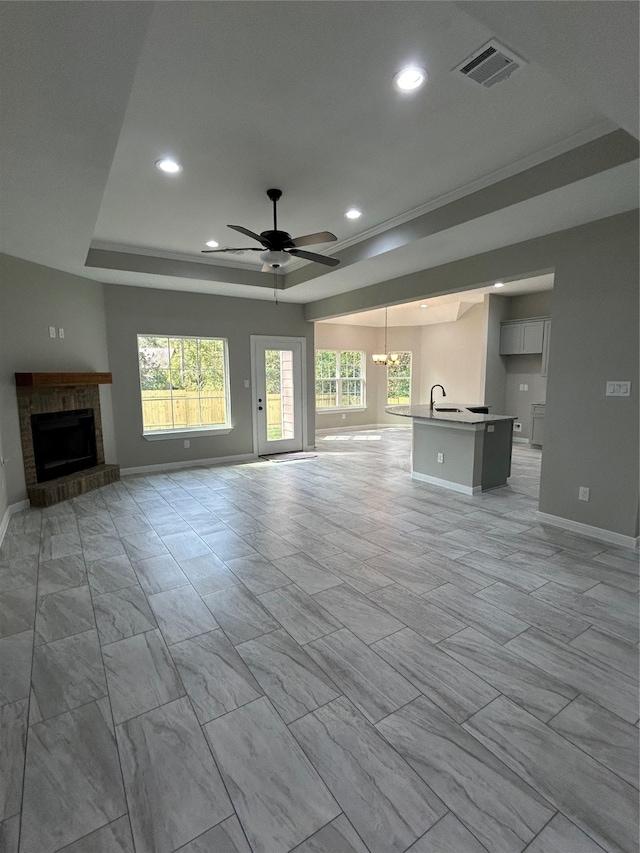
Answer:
xmin=434 ymin=407 xmax=463 ymax=412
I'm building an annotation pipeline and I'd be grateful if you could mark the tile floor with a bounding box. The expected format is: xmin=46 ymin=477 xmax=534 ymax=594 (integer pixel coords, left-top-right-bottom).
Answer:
xmin=0 ymin=427 xmax=638 ymax=853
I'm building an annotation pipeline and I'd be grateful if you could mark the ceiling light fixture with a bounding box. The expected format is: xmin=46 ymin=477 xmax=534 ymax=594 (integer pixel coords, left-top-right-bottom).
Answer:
xmin=259 ymin=249 xmax=292 ymax=270
xmin=205 ymin=240 xmax=219 ymax=248
xmin=155 ymin=158 xmax=182 ymax=174
xmin=394 ymin=66 xmax=427 ymax=92
xmin=494 ymin=282 xmax=505 ymax=288
xmin=372 ymin=307 xmax=400 ymax=366
xmin=345 ymin=208 xmax=362 ymax=220
xmin=420 ymin=304 xmax=428 ymax=308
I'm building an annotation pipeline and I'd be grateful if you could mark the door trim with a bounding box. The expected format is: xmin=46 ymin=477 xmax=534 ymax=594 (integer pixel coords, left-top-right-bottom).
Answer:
xmin=250 ymin=335 xmax=308 ymax=456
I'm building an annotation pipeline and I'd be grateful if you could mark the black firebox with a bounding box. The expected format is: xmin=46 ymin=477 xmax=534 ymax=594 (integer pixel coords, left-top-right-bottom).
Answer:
xmin=31 ymin=409 xmax=97 ymax=483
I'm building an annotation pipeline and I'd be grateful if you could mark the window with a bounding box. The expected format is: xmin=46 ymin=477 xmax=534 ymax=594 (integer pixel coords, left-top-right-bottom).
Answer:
xmin=137 ymin=335 xmax=230 ymax=434
xmin=315 ymin=350 xmax=365 ymax=409
xmin=387 ymin=351 xmax=412 ymax=405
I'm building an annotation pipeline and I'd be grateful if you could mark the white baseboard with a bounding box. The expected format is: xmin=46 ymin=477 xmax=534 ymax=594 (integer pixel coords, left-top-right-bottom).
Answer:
xmin=536 ymin=511 xmax=639 ymax=550
xmin=411 ymin=471 xmax=481 ymax=495
xmin=0 ymin=500 xmax=31 ymax=548
xmin=512 ymin=436 xmax=529 ymax=444
xmin=121 ymin=453 xmax=256 ymax=476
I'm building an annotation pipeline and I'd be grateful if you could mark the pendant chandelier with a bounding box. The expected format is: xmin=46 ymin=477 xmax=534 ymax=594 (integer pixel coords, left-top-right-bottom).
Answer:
xmin=372 ymin=307 xmax=400 ymax=365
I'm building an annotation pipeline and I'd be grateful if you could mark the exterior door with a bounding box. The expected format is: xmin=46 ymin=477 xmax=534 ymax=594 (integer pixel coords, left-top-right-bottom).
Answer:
xmin=251 ymin=336 xmax=305 ymax=456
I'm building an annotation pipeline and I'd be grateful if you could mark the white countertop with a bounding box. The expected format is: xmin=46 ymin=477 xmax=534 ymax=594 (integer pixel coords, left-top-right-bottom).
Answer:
xmin=386 ymin=404 xmax=517 ymax=425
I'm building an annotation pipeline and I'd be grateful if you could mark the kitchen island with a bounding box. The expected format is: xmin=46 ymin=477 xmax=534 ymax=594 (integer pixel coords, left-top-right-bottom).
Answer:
xmin=387 ymin=404 xmax=517 ymax=494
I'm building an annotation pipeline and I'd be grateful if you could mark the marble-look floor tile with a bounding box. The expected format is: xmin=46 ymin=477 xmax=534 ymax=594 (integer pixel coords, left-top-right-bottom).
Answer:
xmin=411 ymin=552 xmax=495 ymax=593
xmin=225 ymin=553 xmax=290 ymax=595
xmin=87 ymin=554 xmax=139 ymax=595
xmin=240 ymin=530 xmax=299 ymax=561
xmin=476 ymin=582 xmax=591 ymax=642
xmin=201 ymin=585 xmax=279 ymax=645
xmin=30 ymin=629 xmax=107 ymax=722
xmin=313 ymin=585 xmax=404 ymax=645
xmin=0 ymin=555 xmax=38 ymax=594
xmin=102 ymin=629 xmax=184 ymax=723
xmin=56 ymin=815 xmax=134 ymax=853
xmin=0 ymin=630 xmax=33 ymax=706
xmin=454 ymin=551 xmax=548 ymax=592
xmin=80 ymin=533 xmax=126 ymax=563
xmin=365 ymin=552 xmax=445 ymax=595
xmin=0 ymin=814 xmax=19 ymax=853
xmin=204 ymin=697 xmax=340 ymax=853
xmin=177 ymin=553 xmax=239 ymax=594
xmin=313 ymin=552 xmax=395 ymax=595
xmin=121 ymin=531 xmax=169 ymax=562
xmin=505 ymin=628 xmax=639 ymax=724
xmin=290 ymin=815 xmax=368 ymax=853
xmin=583 ymin=582 xmax=639 ymax=614
xmin=160 ymin=531 xmax=211 ymax=561
xmin=406 ymin=812 xmax=488 ymax=853
xmin=273 ymin=553 xmax=343 ymax=595
xmin=521 ymin=813 xmax=609 ymax=853
xmin=93 ymin=585 xmax=157 ymax=644
xmin=237 ymin=629 xmax=340 ymax=723
xmin=532 ymin=582 xmax=638 ymax=643
xmin=439 ymin=627 xmax=575 ymax=722
xmin=117 ymin=696 xmax=232 ymax=853
xmin=34 ymin=585 xmax=94 ymax=645
xmin=329 ymin=530 xmax=386 ymax=561
xmin=307 ymin=629 xmax=420 ymax=723
xmin=20 ymin=698 xmax=126 ymax=853
xmin=77 ymin=512 xmax=117 ymax=537
xmin=283 ymin=529 xmax=344 ymax=560
xmin=373 ymin=628 xmax=499 ymax=722
xmin=111 ymin=513 xmax=154 ymax=537
xmin=202 ymin=529 xmax=256 ymax=561
xmin=39 ymin=531 xmax=82 ymax=562
xmin=548 ymin=694 xmax=639 ymax=788
xmin=368 ymin=584 xmax=464 ymax=643
xmin=147 ymin=584 xmax=218 ymax=645
xmin=423 ymin=583 xmax=529 ymax=644
xmin=377 ymin=695 xmax=554 ymax=853
xmin=258 ymin=584 xmax=342 ymax=645
xmin=0 ymin=585 xmax=36 ymax=639
xmin=133 ymin=553 xmax=189 ymax=595
xmin=569 ymin=626 xmax=639 ymax=682
xmin=465 ymin=695 xmax=639 ymax=853
xmin=291 ymin=697 xmax=445 ymax=853
xmin=170 ymin=629 xmax=262 ymax=722
xmin=174 ymin=815 xmax=251 ymax=853
xmin=0 ymin=699 xmax=27 ymax=821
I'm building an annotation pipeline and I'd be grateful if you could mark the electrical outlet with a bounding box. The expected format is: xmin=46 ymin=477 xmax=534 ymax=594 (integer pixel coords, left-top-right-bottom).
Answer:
xmin=58 ymin=328 xmax=64 ymax=338
xmin=487 ymin=424 xmax=495 ymax=432
xmin=437 ymin=452 xmax=444 ymax=463
xmin=49 ymin=326 xmax=56 ymax=338
xmin=519 ymin=383 xmax=528 ymax=391
xmin=578 ymin=486 xmax=590 ymax=502
xmin=606 ymin=381 xmax=631 ymax=397
xmin=513 ymin=422 xmax=522 ymax=432
xmin=184 ymin=440 xmax=190 ymax=448
xmin=244 ymin=379 xmax=250 ymax=388
xmin=342 ymin=413 xmax=346 ymax=420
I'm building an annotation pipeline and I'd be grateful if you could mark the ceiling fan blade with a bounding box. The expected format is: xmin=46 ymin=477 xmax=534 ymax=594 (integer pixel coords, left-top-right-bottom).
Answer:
xmin=201 ymin=247 xmax=262 ymax=253
xmin=227 ymin=224 xmax=269 ymax=246
xmin=288 ymin=249 xmax=340 ymax=267
xmin=289 ymin=231 xmax=337 ymax=248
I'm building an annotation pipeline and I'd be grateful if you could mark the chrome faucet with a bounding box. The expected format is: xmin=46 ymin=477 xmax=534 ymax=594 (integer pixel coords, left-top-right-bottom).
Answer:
xmin=430 ymin=384 xmax=446 ymax=411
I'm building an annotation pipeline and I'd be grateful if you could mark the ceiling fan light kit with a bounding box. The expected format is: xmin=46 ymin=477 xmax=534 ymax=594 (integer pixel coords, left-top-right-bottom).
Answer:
xmin=201 ymin=189 xmax=340 ymax=272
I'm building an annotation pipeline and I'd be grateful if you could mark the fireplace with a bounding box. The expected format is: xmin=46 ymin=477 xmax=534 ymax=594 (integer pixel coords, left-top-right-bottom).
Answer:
xmin=15 ymin=372 xmax=119 ymax=506
xmin=31 ymin=408 xmax=98 ymax=483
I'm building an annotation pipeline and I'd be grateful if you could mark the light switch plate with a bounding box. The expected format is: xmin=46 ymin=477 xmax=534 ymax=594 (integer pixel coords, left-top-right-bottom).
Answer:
xmin=49 ymin=326 xmax=56 ymax=338
xmin=606 ymin=381 xmax=631 ymax=397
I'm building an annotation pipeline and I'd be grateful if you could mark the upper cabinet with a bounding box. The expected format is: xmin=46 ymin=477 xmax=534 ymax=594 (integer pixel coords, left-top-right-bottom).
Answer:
xmin=499 ymin=317 xmax=550 ymax=356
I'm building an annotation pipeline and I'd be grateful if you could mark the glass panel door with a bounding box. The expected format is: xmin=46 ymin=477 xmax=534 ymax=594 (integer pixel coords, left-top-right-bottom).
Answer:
xmin=252 ymin=337 xmax=305 ymax=456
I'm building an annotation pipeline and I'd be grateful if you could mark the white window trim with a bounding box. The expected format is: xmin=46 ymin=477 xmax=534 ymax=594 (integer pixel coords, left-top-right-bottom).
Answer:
xmin=315 ymin=349 xmax=366 ymax=410
xmin=138 ymin=333 xmax=232 ymax=436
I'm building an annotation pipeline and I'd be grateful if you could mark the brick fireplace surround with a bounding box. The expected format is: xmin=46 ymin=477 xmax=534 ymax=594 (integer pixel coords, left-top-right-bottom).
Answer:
xmin=16 ymin=372 xmax=120 ymax=507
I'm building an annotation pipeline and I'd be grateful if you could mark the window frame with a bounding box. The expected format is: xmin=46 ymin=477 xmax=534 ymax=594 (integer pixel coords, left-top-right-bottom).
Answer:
xmin=315 ymin=348 xmax=366 ymax=412
xmin=386 ymin=351 xmax=412 ymax=406
xmin=137 ymin=333 xmax=232 ymax=439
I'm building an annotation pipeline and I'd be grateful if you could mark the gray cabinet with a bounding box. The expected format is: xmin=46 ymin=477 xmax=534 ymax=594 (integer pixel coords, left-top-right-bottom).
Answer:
xmin=530 ymin=403 xmax=546 ymax=446
xmin=499 ymin=318 xmax=548 ymax=355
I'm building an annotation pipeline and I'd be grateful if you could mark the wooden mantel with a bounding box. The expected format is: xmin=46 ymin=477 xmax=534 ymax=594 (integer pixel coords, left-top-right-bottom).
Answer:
xmin=15 ymin=372 xmax=113 ymax=387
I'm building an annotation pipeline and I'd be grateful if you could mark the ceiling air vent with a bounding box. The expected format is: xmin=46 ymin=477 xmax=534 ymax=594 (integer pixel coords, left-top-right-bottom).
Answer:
xmin=453 ymin=40 xmax=525 ymax=89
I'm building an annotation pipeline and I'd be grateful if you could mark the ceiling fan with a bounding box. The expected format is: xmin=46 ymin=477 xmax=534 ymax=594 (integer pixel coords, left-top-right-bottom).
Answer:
xmin=202 ymin=188 xmax=340 ymax=272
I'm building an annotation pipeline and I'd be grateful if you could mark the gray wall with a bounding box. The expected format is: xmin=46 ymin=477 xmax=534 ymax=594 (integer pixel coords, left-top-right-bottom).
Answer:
xmin=307 ymin=211 xmax=639 ymax=540
xmin=104 ymin=284 xmax=314 ymax=469
xmin=505 ymin=291 xmax=553 ymax=321
xmin=0 ymin=253 xmax=114 ymax=505
xmin=483 ymin=294 xmax=508 ymax=415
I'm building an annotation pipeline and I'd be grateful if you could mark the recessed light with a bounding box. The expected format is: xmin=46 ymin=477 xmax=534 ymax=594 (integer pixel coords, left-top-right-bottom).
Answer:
xmin=494 ymin=282 xmax=505 ymax=288
xmin=345 ymin=208 xmax=362 ymax=220
xmin=156 ymin=158 xmax=182 ymax=174
xmin=420 ymin=304 xmax=428 ymax=308
xmin=205 ymin=240 xmax=219 ymax=248
xmin=394 ymin=66 xmax=427 ymax=92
